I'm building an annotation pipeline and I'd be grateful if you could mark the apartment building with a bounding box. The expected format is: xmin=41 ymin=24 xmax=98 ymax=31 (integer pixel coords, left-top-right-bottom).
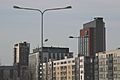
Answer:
xmin=0 ymin=66 xmax=18 ymax=80
xmin=94 ymin=49 xmax=120 ymax=80
xmin=14 ymin=42 xmax=30 ymax=80
xmin=43 ymin=56 xmax=93 ymax=80
xmin=29 ymin=47 xmax=73 ymax=80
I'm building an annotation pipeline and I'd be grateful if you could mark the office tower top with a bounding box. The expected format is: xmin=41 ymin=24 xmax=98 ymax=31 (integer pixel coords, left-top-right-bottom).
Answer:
xmin=79 ymin=17 xmax=106 ymax=57
xmin=14 ymin=41 xmax=30 ymax=66
xmin=83 ymin=17 xmax=104 ymax=29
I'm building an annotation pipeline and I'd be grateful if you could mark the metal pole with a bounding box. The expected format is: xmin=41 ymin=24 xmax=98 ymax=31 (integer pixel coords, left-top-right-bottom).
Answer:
xmin=13 ymin=6 xmax=72 ymax=80
xmin=41 ymin=12 xmax=44 ymax=80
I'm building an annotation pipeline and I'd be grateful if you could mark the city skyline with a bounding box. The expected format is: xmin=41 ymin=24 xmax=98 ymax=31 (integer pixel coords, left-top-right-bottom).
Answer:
xmin=0 ymin=0 xmax=120 ymax=65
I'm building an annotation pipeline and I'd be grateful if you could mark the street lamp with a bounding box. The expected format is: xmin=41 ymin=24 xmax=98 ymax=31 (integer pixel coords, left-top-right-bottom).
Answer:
xmin=69 ymin=36 xmax=80 ymax=38
xmin=69 ymin=36 xmax=80 ymax=57
xmin=69 ymin=35 xmax=89 ymax=57
xmin=14 ymin=5 xmax=72 ymax=80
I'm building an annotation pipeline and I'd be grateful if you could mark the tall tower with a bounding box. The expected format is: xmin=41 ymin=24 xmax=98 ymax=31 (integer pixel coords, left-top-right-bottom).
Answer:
xmin=79 ymin=17 xmax=106 ymax=57
xmin=14 ymin=42 xmax=30 ymax=79
xmin=14 ymin=41 xmax=30 ymax=66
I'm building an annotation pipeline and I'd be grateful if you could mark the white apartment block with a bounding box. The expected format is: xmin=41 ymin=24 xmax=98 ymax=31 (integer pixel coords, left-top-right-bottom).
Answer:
xmin=43 ymin=56 xmax=93 ymax=80
xmin=94 ymin=49 xmax=120 ymax=80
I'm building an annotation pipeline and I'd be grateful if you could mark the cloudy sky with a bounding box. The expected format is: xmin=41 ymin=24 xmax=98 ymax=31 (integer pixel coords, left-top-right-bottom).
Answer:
xmin=0 ymin=0 xmax=120 ymax=65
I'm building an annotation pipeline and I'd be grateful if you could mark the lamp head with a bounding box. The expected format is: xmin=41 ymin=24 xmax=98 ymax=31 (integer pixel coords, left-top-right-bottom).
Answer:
xmin=44 ymin=39 xmax=48 ymax=42
xmin=65 ymin=6 xmax=72 ymax=9
xmin=13 ymin=6 xmax=21 ymax=9
xmin=69 ymin=36 xmax=74 ymax=38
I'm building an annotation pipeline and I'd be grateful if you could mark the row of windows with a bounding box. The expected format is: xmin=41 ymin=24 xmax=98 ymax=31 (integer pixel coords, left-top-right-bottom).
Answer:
xmin=99 ymin=66 xmax=120 ymax=72
xmin=99 ymin=53 xmax=120 ymax=59
xmin=49 ymin=53 xmax=65 ymax=59
xmin=79 ymin=37 xmax=89 ymax=56
xmin=54 ymin=60 xmax=75 ymax=65
xmin=99 ymin=73 xmax=120 ymax=78
xmin=53 ymin=76 xmax=75 ymax=80
xmin=99 ymin=59 xmax=120 ymax=66
xmin=54 ymin=71 xmax=75 ymax=75
xmin=53 ymin=65 xmax=75 ymax=70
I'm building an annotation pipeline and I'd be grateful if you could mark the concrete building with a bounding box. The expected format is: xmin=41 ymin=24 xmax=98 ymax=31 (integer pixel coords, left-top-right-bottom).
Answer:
xmin=0 ymin=42 xmax=30 ymax=80
xmin=14 ymin=42 xmax=30 ymax=80
xmin=43 ymin=56 xmax=93 ymax=80
xmin=94 ymin=49 xmax=120 ymax=80
xmin=14 ymin=41 xmax=30 ymax=66
xmin=0 ymin=66 xmax=18 ymax=80
xmin=79 ymin=17 xmax=106 ymax=57
xmin=32 ymin=47 xmax=73 ymax=62
xmin=29 ymin=47 xmax=73 ymax=80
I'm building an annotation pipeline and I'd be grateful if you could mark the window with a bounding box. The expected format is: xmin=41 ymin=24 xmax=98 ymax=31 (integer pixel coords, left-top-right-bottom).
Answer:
xmin=69 ymin=71 xmax=71 ymax=74
xmin=114 ymin=67 xmax=117 ymax=71
xmin=10 ymin=69 xmax=13 ymax=79
xmin=72 ymin=60 xmax=75 ymax=63
xmin=72 ymin=65 xmax=75 ymax=69
xmin=53 ymin=67 xmax=56 ymax=71
xmin=81 ymin=70 xmax=83 ymax=74
xmin=114 ymin=74 xmax=117 ymax=78
xmin=80 ymin=59 xmax=83 ymax=62
xmin=61 ymin=53 xmax=64 ymax=59
xmin=64 ymin=61 xmax=66 ymax=64
xmin=68 ymin=66 xmax=70 ymax=69
xmin=80 ymin=65 xmax=83 ymax=68
xmin=57 ymin=62 xmax=59 ymax=65
xmin=68 ymin=61 xmax=71 ymax=63
xmin=53 ymin=53 xmax=55 ymax=59
xmin=54 ymin=63 xmax=56 ymax=65
xmin=57 ymin=53 xmax=60 ymax=60
xmin=72 ymin=76 xmax=75 ymax=80
xmin=49 ymin=53 xmax=51 ymax=58
xmin=81 ymin=75 xmax=82 ymax=79
xmin=61 ymin=62 xmax=63 ymax=64
xmin=99 ymin=68 xmax=104 ymax=72
xmin=72 ymin=71 xmax=75 ymax=75
xmin=113 ymin=60 xmax=117 ymax=64
xmin=69 ymin=76 xmax=71 ymax=79
xmin=61 ymin=66 xmax=64 ymax=70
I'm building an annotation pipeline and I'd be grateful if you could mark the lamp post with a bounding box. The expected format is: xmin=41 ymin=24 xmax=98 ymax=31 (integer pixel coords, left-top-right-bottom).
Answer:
xmin=69 ymin=35 xmax=89 ymax=57
xmin=13 ymin=5 xmax=72 ymax=80
xmin=69 ymin=36 xmax=80 ymax=57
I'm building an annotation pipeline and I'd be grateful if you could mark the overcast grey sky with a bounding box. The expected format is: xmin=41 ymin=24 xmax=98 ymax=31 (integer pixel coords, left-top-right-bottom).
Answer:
xmin=0 ymin=0 xmax=120 ymax=65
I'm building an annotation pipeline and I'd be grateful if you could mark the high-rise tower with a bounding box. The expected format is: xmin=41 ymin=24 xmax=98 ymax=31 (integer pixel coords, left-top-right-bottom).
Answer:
xmin=79 ymin=17 xmax=106 ymax=57
xmin=14 ymin=42 xmax=30 ymax=66
xmin=14 ymin=42 xmax=30 ymax=80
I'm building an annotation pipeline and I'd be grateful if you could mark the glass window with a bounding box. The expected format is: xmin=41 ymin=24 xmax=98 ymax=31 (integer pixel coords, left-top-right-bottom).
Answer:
xmin=61 ymin=53 xmax=64 ymax=59
xmin=81 ymin=75 xmax=82 ymax=79
xmin=57 ymin=53 xmax=60 ymax=60
xmin=68 ymin=61 xmax=71 ymax=63
xmin=72 ymin=60 xmax=75 ymax=63
xmin=53 ymin=53 xmax=55 ymax=59
xmin=64 ymin=61 xmax=67 ymax=64
xmin=54 ymin=63 xmax=56 ymax=65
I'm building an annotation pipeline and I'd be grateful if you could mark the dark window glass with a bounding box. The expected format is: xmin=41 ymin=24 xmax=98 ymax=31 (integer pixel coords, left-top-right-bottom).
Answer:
xmin=61 ymin=53 xmax=64 ymax=59
xmin=49 ymin=53 xmax=51 ymax=59
xmin=53 ymin=53 xmax=55 ymax=59
xmin=57 ymin=53 xmax=60 ymax=60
